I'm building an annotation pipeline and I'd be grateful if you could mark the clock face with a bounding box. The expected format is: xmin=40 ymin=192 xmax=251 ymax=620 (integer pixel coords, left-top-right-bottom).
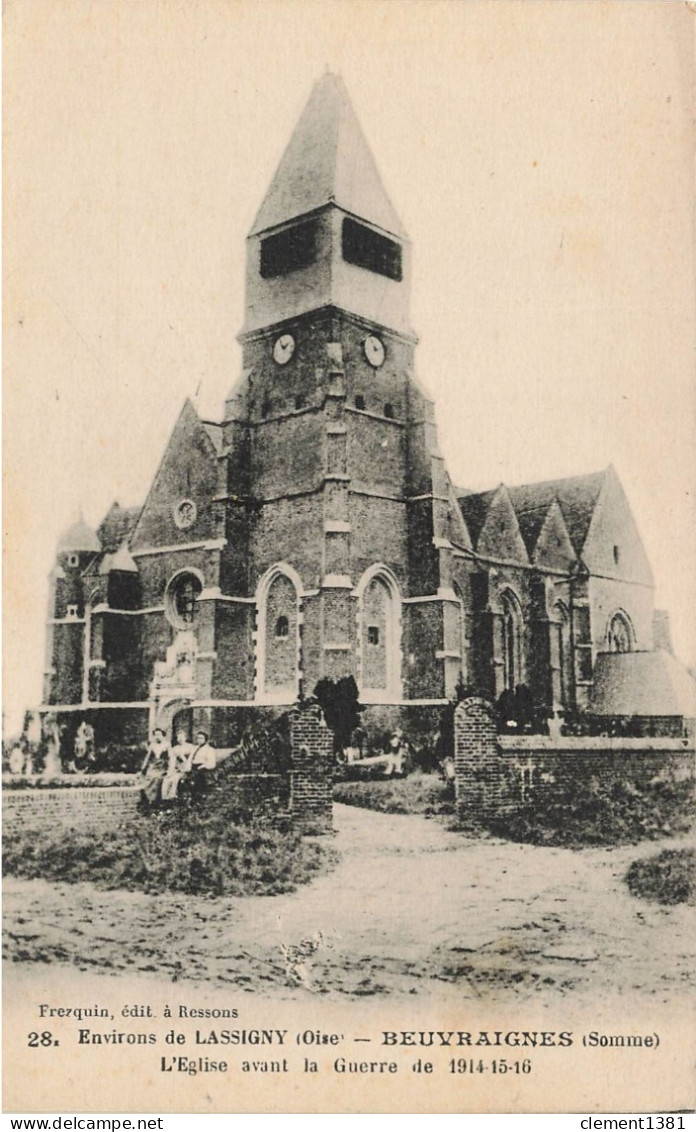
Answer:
xmin=364 ymin=335 xmax=385 ymax=368
xmin=273 ymin=333 xmax=296 ymax=365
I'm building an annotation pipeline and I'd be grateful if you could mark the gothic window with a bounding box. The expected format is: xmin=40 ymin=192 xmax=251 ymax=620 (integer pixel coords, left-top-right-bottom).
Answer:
xmin=257 ymin=567 xmax=301 ymax=702
xmin=501 ymin=589 xmax=523 ymax=692
xmin=166 ymin=572 xmax=202 ymax=630
xmin=342 ymin=218 xmax=403 ymax=281
xmin=359 ymin=568 xmax=402 ymax=699
xmin=260 ymin=219 xmax=318 ymax=278
xmin=607 ymin=611 xmax=633 ymax=653
xmin=453 ymin=581 xmax=468 ymax=684
xmin=67 ymin=553 xmax=79 ymax=568
xmin=556 ymin=601 xmax=573 ymax=708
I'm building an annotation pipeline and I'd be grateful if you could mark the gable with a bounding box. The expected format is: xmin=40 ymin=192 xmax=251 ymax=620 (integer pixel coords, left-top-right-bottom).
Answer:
xmin=476 ymin=486 xmax=529 ymax=564
xmin=130 ymin=400 xmax=221 ymax=551
xmin=533 ymin=499 xmax=576 ymax=571
xmin=445 ymin=478 xmax=472 ymax=550
xmin=583 ymin=466 xmax=654 ymax=586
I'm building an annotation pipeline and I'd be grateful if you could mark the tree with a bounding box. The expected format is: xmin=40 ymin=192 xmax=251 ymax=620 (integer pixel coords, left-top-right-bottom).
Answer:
xmin=312 ymin=676 xmax=363 ymax=753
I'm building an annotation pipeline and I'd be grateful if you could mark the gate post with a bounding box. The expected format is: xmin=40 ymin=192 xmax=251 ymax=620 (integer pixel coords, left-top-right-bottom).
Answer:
xmin=289 ymin=701 xmax=334 ymax=833
xmin=454 ymin=696 xmax=501 ymax=824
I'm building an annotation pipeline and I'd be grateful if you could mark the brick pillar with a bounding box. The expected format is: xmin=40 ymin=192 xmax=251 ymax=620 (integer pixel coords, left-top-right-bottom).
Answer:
xmin=454 ymin=696 xmax=501 ymax=824
xmin=289 ymin=701 xmax=334 ymax=833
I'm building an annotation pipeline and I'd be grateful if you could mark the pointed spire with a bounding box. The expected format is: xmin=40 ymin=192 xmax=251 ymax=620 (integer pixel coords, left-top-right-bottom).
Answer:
xmin=250 ymin=73 xmax=406 ymax=239
xmin=57 ymin=511 xmax=101 ymax=553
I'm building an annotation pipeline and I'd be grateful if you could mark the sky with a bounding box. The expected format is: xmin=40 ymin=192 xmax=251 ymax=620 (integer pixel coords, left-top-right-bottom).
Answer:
xmin=4 ymin=0 xmax=695 ymax=731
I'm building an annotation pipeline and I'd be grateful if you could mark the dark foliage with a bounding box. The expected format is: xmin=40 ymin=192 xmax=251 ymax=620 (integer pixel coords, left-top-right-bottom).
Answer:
xmin=625 ymin=848 xmax=695 ymax=906
xmin=313 ymin=676 xmax=363 ymax=752
xmin=487 ymin=774 xmax=694 ymax=848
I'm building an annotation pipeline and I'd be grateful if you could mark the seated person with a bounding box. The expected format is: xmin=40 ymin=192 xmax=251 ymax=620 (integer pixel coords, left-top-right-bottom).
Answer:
xmin=139 ymin=727 xmax=170 ymax=811
xmin=161 ymin=727 xmax=194 ymax=802
xmin=185 ymin=730 xmax=217 ymax=798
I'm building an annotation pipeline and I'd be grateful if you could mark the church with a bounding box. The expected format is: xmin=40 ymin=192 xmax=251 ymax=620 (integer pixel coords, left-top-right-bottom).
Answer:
xmin=42 ymin=74 xmax=686 ymax=747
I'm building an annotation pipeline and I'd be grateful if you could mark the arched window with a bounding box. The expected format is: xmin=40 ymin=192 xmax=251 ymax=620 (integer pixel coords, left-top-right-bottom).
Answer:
xmin=452 ymin=581 xmax=468 ymax=685
xmin=256 ymin=565 xmax=302 ymax=703
xmin=357 ymin=566 xmax=402 ymax=701
xmin=165 ymin=571 xmax=203 ymax=630
xmin=555 ymin=601 xmax=573 ymax=708
xmin=501 ymin=589 xmax=523 ymax=692
xmin=607 ymin=611 xmax=633 ymax=653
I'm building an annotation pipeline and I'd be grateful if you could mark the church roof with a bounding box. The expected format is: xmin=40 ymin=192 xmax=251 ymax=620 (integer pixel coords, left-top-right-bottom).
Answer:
xmin=456 ymin=489 xmax=498 ymax=547
xmin=458 ymin=471 xmax=606 ymax=557
xmin=507 ymin=471 xmax=606 ymax=555
xmin=250 ymin=72 xmax=406 ymax=239
xmin=97 ymin=503 xmax=142 ymax=553
xmin=590 ymin=649 xmax=696 ymax=719
xmin=201 ymin=420 xmax=224 ymax=455
xmin=57 ymin=515 xmax=101 ymax=553
xmin=99 ymin=542 xmax=139 ymax=575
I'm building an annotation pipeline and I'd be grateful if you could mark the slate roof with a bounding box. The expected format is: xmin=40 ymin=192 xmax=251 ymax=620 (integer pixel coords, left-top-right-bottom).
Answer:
xmin=508 ymin=471 xmax=606 ymax=555
xmin=591 ymin=649 xmax=696 ymax=719
xmin=97 ymin=503 xmax=142 ymax=553
xmin=250 ymin=73 xmax=406 ymax=238
xmin=457 ymin=489 xmax=498 ymax=547
xmin=458 ymin=470 xmax=606 ymax=557
xmin=201 ymin=420 xmax=224 ymax=456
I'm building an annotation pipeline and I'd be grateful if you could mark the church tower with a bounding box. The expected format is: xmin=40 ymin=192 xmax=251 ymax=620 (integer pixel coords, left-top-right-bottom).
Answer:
xmin=223 ymin=73 xmax=457 ymax=708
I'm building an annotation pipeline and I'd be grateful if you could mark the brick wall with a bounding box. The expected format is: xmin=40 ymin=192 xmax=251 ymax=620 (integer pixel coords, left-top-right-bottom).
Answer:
xmin=3 ymin=781 xmax=139 ymax=833
xmin=5 ymin=705 xmax=336 ymax=839
xmin=454 ymin=696 xmax=695 ymax=824
xmin=289 ymin=701 xmax=334 ymax=833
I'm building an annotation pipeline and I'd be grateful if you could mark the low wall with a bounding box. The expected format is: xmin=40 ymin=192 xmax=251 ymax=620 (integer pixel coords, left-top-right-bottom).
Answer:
xmin=3 ymin=781 xmax=140 ymax=832
xmin=454 ymin=697 xmax=695 ymax=823
xmin=3 ymin=702 xmax=335 ymax=838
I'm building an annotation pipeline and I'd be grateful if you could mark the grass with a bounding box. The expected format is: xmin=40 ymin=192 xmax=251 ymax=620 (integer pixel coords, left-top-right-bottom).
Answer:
xmin=3 ymin=778 xmax=338 ymax=898
xmin=625 ymin=848 xmax=695 ymax=906
xmin=333 ymin=771 xmax=454 ymax=819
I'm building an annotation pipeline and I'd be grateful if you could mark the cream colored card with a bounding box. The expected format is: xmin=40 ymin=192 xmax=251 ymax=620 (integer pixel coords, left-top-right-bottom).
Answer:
xmin=4 ymin=0 xmax=695 ymax=1115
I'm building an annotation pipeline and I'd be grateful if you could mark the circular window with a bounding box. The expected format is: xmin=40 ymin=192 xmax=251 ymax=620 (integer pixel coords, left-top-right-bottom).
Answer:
xmin=165 ymin=571 xmax=203 ymax=629
xmin=67 ymin=553 xmax=80 ymax=568
xmin=173 ymin=499 xmax=197 ymax=530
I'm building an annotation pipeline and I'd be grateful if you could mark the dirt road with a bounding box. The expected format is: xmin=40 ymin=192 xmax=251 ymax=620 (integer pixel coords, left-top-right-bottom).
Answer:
xmin=4 ymin=803 xmax=694 ymax=1003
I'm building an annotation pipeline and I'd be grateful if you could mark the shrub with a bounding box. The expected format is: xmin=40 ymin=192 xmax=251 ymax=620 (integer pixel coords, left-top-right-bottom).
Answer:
xmin=487 ymin=774 xmax=694 ymax=848
xmin=625 ymin=848 xmax=695 ymax=906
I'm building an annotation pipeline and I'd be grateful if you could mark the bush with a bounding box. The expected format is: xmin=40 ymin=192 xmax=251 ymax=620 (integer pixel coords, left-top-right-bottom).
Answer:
xmin=333 ymin=772 xmax=454 ymax=819
xmin=625 ymin=848 xmax=695 ymax=906
xmin=487 ymin=774 xmax=694 ymax=848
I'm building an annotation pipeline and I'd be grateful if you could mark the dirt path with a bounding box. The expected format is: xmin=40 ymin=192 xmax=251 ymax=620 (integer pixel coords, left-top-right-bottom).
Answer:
xmin=4 ymin=804 xmax=694 ymax=1003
